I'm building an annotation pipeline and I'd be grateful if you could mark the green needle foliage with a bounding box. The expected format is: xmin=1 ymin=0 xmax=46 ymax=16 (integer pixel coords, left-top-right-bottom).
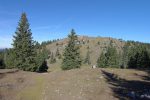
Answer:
xmin=10 ymin=13 xmax=48 ymax=72
xmin=84 ymin=49 xmax=91 ymax=65
xmin=105 ymin=46 xmax=119 ymax=68
xmin=55 ymin=48 xmax=61 ymax=59
xmin=4 ymin=49 xmax=16 ymax=69
xmin=0 ymin=51 xmax=5 ymax=69
xmin=50 ymin=52 xmax=56 ymax=64
xmin=12 ymin=13 xmax=36 ymax=71
xmin=97 ymin=52 xmax=107 ymax=68
xmin=35 ymin=49 xmax=48 ymax=72
xmin=97 ymin=42 xmax=119 ymax=68
xmin=61 ymin=29 xmax=82 ymax=70
xmin=128 ymin=45 xmax=150 ymax=68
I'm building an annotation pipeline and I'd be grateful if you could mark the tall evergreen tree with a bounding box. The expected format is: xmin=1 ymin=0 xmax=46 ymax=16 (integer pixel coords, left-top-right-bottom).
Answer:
xmin=105 ymin=45 xmax=119 ymax=68
xmin=50 ymin=52 xmax=56 ymax=64
xmin=12 ymin=13 xmax=36 ymax=71
xmin=84 ymin=50 xmax=91 ymax=65
xmin=0 ymin=51 xmax=5 ymax=69
xmin=122 ymin=42 xmax=131 ymax=68
xmin=35 ymin=50 xmax=48 ymax=72
xmin=136 ymin=45 xmax=150 ymax=68
xmin=61 ymin=29 xmax=82 ymax=70
xmin=97 ymin=52 xmax=107 ymax=68
xmin=55 ymin=48 xmax=61 ymax=59
xmin=4 ymin=49 xmax=16 ymax=69
xmin=128 ymin=45 xmax=150 ymax=68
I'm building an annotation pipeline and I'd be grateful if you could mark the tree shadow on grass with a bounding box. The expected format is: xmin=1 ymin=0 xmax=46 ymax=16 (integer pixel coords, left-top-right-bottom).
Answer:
xmin=0 ymin=69 xmax=19 ymax=79
xmin=137 ymin=69 xmax=150 ymax=81
xmin=0 ymin=69 xmax=19 ymax=74
xmin=101 ymin=70 xmax=150 ymax=100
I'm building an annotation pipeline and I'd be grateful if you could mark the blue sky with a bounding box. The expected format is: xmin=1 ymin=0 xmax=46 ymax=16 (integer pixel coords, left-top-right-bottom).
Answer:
xmin=0 ymin=0 xmax=150 ymax=48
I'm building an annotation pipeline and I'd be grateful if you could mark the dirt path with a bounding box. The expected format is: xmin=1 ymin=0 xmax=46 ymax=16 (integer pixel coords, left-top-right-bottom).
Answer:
xmin=39 ymin=68 xmax=116 ymax=100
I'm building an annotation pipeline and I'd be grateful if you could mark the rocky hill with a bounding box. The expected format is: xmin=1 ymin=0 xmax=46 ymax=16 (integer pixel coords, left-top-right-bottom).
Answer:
xmin=45 ymin=36 xmax=125 ymax=65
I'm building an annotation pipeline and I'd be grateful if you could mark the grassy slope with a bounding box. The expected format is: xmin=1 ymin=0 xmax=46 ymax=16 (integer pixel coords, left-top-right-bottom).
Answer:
xmin=0 ymin=70 xmax=46 ymax=100
xmin=46 ymin=36 xmax=125 ymax=65
xmin=17 ymin=75 xmax=45 ymax=100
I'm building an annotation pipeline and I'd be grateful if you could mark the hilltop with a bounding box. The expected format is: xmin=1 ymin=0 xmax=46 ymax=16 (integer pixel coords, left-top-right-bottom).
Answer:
xmin=45 ymin=36 xmax=125 ymax=65
xmin=1 ymin=36 xmax=150 ymax=100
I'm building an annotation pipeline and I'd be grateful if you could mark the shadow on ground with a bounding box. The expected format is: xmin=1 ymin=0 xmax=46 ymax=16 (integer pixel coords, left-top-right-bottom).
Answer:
xmin=101 ymin=70 xmax=150 ymax=100
xmin=137 ymin=69 xmax=150 ymax=81
xmin=0 ymin=69 xmax=19 ymax=74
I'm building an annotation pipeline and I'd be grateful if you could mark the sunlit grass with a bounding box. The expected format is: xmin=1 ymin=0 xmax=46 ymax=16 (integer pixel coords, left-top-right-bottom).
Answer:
xmin=17 ymin=76 xmax=45 ymax=100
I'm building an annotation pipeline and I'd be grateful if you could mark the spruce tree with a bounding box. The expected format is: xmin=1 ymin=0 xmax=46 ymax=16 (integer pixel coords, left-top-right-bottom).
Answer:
xmin=105 ymin=45 xmax=119 ymax=68
xmin=122 ymin=42 xmax=130 ymax=68
xmin=35 ymin=50 xmax=48 ymax=72
xmin=136 ymin=46 xmax=150 ymax=68
xmin=61 ymin=29 xmax=82 ymax=70
xmin=50 ymin=52 xmax=56 ymax=64
xmin=128 ymin=45 xmax=150 ymax=68
xmin=97 ymin=52 xmax=107 ymax=68
xmin=0 ymin=51 xmax=5 ymax=69
xmin=127 ymin=44 xmax=137 ymax=68
xmin=55 ymin=48 xmax=61 ymax=59
xmin=84 ymin=50 xmax=91 ymax=65
xmin=12 ymin=13 xmax=36 ymax=71
xmin=4 ymin=49 xmax=16 ymax=69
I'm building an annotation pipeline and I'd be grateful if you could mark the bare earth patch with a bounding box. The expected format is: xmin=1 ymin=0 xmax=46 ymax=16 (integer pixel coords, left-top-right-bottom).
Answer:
xmin=0 ymin=68 xmax=149 ymax=100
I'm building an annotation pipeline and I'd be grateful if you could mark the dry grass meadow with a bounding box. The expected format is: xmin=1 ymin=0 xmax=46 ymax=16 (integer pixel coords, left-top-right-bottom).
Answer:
xmin=0 ymin=66 xmax=150 ymax=100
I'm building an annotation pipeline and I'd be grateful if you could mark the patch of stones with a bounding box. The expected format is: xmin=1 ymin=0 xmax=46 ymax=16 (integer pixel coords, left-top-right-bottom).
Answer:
xmin=127 ymin=90 xmax=150 ymax=100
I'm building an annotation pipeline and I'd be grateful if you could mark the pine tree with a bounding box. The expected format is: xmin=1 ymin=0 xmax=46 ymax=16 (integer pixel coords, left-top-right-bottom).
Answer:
xmin=122 ymin=42 xmax=130 ymax=68
xmin=97 ymin=52 xmax=107 ymax=68
xmin=55 ymin=48 xmax=61 ymax=59
xmin=41 ymin=47 xmax=49 ymax=59
xmin=105 ymin=45 xmax=119 ymax=68
xmin=12 ymin=13 xmax=36 ymax=71
xmin=61 ymin=29 xmax=82 ymax=70
xmin=118 ymin=51 xmax=123 ymax=68
xmin=84 ymin=50 xmax=91 ymax=65
xmin=50 ymin=52 xmax=56 ymax=64
xmin=0 ymin=51 xmax=5 ymax=69
xmin=128 ymin=45 xmax=150 ymax=68
xmin=35 ymin=50 xmax=48 ymax=72
xmin=136 ymin=45 xmax=150 ymax=68
xmin=126 ymin=43 xmax=137 ymax=68
xmin=35 ymin=41 xmax=41 ymax=49
xmin=4 ymin=49 xmax=16 ymax=69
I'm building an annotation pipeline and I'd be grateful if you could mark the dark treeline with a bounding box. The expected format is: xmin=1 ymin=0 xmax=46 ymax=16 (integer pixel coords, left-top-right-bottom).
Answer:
xmin=97 ymin=42 xmax=119 ymax=68
xmin=41 ymin=39 xmax=60 ymax=47
xmin=0 ymin=50 xmax=5 ymax=69
xmin=97 ymin=40 xmax=150 ymax=69
xmin=34 ymin=39 xmax=60 ymax=50
xmin=122 ymin=41 xmax=150 ymax=69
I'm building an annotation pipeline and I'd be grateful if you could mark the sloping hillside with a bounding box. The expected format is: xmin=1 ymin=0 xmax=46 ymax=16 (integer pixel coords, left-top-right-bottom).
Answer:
xmin=46 ymin=36 xmax=125 ymax=65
